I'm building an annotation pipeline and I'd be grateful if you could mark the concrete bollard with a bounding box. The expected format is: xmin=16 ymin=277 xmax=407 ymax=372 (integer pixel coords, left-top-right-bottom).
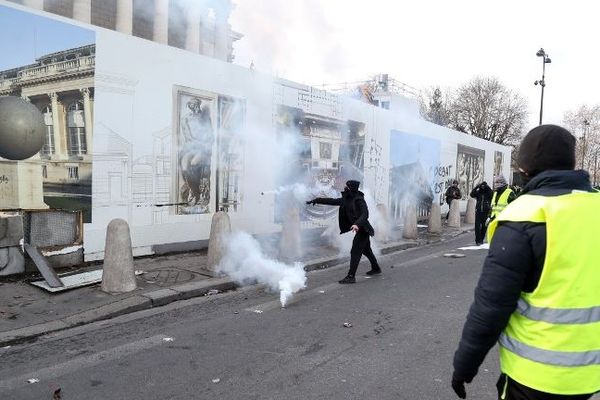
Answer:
xmin=448 ymin=199 xmax=461 ymax=228
xmin=375 ymin=203 xmax=390 ymax=243
xmin=207 ymin=211 xmax=232 ymax=272
xmin=279 ymin=206 xmax=302 ymax=261
xmin=402 ymin=203 xmax=418 ymax=240
xmin=101 ymin=218 xmax=136 ymax=293
xmin=428 ymin=203 xmax=442 ymax=233
xmin=465 ymin=198 xmax=476 ymax=224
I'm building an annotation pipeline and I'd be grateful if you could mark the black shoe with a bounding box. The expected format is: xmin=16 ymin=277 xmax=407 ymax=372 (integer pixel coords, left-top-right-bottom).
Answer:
xmin=366 ymin=268 xmax=382 ymax=276
xmin=339 ymin=275 xmax=356 ymax=284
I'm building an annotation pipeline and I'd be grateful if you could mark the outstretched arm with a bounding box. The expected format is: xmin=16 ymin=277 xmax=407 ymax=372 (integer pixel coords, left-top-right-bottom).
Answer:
xmin=307 ymin=197 xmax=343 ymax=206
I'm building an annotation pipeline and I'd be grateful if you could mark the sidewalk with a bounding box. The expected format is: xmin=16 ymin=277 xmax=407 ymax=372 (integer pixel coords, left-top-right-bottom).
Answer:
xmin=0 ymin=225 xmax=473 ymax=347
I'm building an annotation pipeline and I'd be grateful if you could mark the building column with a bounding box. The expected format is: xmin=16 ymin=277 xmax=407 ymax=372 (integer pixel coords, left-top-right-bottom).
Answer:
xmin=153 ymin=0 xmax=169 ymax=45
xmin=81 ymin=88 xmax=93 ymax=155
xmin=116 ymin=0 xmax=133 ymax=35
xmin=214 ymin=10 xmax=229 ymax=61
xmin=184 ymin=1 xmax=201 ymax=53
xmin=49 ymin=92 xmax=65 ymax=157
xmin=22 ymin=0 xmax=44 ymax=10
xmin=72 ymin=0 xmax=92 ymax=24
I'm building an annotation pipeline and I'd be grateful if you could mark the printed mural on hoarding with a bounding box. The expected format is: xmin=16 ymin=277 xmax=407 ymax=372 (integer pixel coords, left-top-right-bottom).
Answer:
xmin=275 ymin=105 xmax=365 ymax=222
xmin=172 ymin=86 xmax=245 ymax=215
xmin=389 ymin=130 xmax=440 ymax=221
xmin=456 ymin=144 xmax=485 ymax=200
xmin=0 ymin=4 xmax=96 ymax=222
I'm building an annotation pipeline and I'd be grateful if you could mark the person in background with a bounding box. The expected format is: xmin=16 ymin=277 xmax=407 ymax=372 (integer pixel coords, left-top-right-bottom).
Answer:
xmin=469 ymin=181 xmax=492 ymax=245
xmin=306 ymin=180 xmax=380 ymax=284
xmin=489 ymin=175 xmax=516 ymax=222
xmin=445 ymin=180 xmax=462 ymax=219
xmin=452 ymin=124 xmax=600 ymax=399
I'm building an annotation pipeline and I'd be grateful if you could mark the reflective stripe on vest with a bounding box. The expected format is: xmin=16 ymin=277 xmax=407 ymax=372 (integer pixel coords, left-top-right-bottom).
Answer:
xmin=490 ymin=187 xmax=513 ymax=219
xmin=499 ymin=333 xmax=600 ymax=366
xmin=491 ymin=191 xmax=600 ymax=395
xmin=516 ymin=298 xmax=600 ymax=324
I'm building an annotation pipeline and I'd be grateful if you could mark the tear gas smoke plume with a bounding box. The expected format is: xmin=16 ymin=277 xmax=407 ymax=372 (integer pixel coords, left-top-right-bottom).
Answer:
xmin=217 ymin=231 xmax=307 ymax=307
xmin=261 ymin=182 xmax=338 ymax=203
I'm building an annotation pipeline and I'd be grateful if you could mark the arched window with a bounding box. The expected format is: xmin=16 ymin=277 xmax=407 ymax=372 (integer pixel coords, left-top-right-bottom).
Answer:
xmin=67 ymin=100 xmax=87 ymax=156
xmin=41 ymin=105 xmax=55 ymax=157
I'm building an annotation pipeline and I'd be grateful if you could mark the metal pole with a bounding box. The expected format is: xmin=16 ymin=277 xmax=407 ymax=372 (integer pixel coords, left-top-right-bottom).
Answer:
xmin=539 ymin=59 xmax=546 ymax=125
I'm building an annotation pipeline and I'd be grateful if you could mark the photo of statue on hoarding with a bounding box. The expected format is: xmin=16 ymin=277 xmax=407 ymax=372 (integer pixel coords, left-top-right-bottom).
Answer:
xmin=456 ymin=144 xmax=485 ymax=200
xmin=275 ymin=105 xmax=365 ymax=222
xmin=388 ymin=130 xmax=439 ymax=223
xmin=494 ymin=150 xmax=503 ymax=176
xmin=173 ymin=86 xmax=245 ymax=215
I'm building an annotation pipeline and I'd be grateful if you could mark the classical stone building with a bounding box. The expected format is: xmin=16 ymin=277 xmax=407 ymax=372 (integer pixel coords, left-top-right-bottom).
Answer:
xmin=0 ymin=44 xmax=95 ymax=209
xmin=7 ymin=0 xmax=241 ymax=62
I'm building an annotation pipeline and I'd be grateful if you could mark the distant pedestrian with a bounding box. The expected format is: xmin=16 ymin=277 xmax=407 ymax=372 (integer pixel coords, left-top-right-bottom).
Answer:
xmin=489 ymin=175 xmax=516 ymax=222
xmin=306 ymin=180 xmax=380 ymax=284
xmin=452 ymin=124 xmax=600 ymax=399
xmin=469 ymin=181 xmax=492 ymax=245
xmin=445 ymin=180 xmax=462 ymax=219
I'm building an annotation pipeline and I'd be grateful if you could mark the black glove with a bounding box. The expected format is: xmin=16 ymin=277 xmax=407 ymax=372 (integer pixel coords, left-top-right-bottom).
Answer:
xmin=306 ymin=200 xmax=316 ymax=206
xmin=451 ymin=372 xmax=472 ymax=399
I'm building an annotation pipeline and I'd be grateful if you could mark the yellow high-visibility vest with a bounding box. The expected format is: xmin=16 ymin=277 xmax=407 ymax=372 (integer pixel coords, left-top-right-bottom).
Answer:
xmin=490 ymin=187 xmax=513 ymax=219
xmin=487 ymin=191 xmax=600 ymax=395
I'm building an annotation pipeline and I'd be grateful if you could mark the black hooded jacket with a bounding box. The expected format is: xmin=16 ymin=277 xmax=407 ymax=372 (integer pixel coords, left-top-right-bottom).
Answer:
xmin=469 ymin=183 xmax=493 ymax=214
xmin=311 ymin=189 xmax=375 ymax=236
xmin=453 ymin=170 xmax=595 ymax=382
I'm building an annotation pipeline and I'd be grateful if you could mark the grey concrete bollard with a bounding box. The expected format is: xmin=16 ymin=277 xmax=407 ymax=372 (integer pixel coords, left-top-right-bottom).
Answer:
xmin=279 ymin=206 xmax=301 ymax=261
xmin=375 ymin=203 xmax=390 ymax=243
xmin=207 ymin=211 xmax=232 ymax=272
xmin=402 ymin=203 xmax=418 ymax=240
xmin=465 ymin=198 xmax=476 ymax=224
xmin=101 ymin=218 xmax=137 ymax=293
xmin=448 ymin=199 xmax=461 ymax=228
xmin=428 ymin=203 xmax=442 ymax=233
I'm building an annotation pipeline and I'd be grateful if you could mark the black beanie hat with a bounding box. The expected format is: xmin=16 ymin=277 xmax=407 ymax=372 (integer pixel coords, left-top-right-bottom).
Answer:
xmin=517 ymin=124 xmax=576 ymax=177
xmin=346 ymin=180 xmax=360 ymax=191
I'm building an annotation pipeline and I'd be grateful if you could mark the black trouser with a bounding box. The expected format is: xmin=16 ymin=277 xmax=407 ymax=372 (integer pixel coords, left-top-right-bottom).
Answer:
xmin=348 ymin=231 xmax=378 ymax=277
xmin=475 ymin=211 xmax=488 ymax=244
xmin=496 ymin=374 xmax=594 ymax=400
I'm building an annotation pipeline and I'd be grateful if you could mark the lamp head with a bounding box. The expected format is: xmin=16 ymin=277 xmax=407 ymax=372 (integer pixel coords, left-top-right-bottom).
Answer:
xmin=536 ymin=48 xmax=546 ymax=57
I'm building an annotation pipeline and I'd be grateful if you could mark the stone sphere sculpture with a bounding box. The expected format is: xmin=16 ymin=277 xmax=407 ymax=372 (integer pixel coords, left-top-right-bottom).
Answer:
xmin=0 ymin=96 xmax=45 ymax=160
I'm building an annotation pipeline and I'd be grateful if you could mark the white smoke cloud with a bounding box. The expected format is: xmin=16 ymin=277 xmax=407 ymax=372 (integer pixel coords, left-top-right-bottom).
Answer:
xmin=216 ymin=231 xmax=307 ymax=307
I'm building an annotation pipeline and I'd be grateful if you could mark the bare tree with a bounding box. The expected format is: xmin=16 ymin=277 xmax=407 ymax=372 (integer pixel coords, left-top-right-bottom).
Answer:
xmin=447 ymin=77 xmax=528 ymax=146
xmin=419 ymin=78 xmax=528 ymax=146
xmin=563 ymin=104 xmax=600 ymax=186
xmin=419 ymin=86 xmax=451 ymax=126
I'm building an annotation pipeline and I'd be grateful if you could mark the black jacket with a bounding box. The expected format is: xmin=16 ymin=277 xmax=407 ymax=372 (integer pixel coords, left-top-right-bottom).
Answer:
xmin=311 ymin=189 xmax=375 ymax=236
xmin=445 ymin=185 xmax=461 ymax=205
xmin=469 ymin=183 xmax=493 ymax=214
xmin=453 ymin=170 xmax=595 ymax=382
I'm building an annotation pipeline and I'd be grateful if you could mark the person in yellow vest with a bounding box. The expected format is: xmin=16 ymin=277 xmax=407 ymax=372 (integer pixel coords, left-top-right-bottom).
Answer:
xmin=489 ymin=175 xmax=517 ymax=222
xmin=451 ymin=124 xmax=600 ymax=399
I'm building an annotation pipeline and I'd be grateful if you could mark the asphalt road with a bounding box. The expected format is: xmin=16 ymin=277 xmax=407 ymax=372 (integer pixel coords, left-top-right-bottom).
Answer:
xmin=0 ymin=233 xmax=501 ymax=400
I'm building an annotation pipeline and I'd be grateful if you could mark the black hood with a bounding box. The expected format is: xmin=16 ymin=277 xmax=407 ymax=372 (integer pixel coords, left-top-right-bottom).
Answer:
xmin=521 ymin=170 xmax=593 ymax=196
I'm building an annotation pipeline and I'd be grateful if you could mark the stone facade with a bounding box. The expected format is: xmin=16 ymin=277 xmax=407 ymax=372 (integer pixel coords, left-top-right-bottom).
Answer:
xmin=8 ymin=0 xmax=242 ymax=62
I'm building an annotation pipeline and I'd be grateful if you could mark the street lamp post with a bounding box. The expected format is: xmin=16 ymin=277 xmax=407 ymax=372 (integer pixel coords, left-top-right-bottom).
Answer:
xmin=534 ymin=48 xmax=552 ymax=125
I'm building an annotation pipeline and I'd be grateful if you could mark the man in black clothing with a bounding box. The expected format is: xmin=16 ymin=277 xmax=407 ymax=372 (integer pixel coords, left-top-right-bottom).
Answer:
xmin=469 ymin=181 xmax=492 ymax=245
xmin=451 ymin=125 xmax=599 ymax=399
xmin=445 ymin=180 xmax=462 ymax=219
xmin=306 ymin=180 xmax=380 ymax=284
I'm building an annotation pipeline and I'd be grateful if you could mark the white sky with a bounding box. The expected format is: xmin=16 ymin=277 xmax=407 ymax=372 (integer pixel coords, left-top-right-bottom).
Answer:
xmin=230 ymin=0 xmax=599 ymax=131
